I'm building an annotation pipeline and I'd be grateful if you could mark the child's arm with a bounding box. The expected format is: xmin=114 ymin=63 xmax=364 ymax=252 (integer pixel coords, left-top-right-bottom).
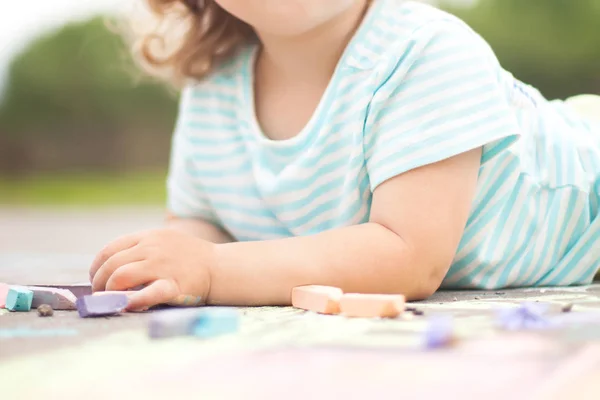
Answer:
xmin=89 ymin=147 xmax=480 ymax=308
xmin=209 ymin=148 xmax=481 ymax=304
xmin=165 ymin=213 xmax=233 ymax=244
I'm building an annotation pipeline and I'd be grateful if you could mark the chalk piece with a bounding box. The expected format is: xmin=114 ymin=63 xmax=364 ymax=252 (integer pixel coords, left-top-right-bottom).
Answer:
xmin=0 ymin=283 xmax=9 ymax=308
xmin=291 ymin=285 xmax=343 ymax=315
xmin=6 ymin=287 xmax=33 ymax=312
xmin=76 ymin=294 xmax=128 ymax=318
xmin=30 ymin=284 xmax=92 ymax=298
xmin=340 ymin=294 xmax=405 ymax=318
xmin=37 ymin=304 xmax=54 ymax=317
xmin=93 ymin=291 xmax=145 ymax=311
xmin=27 ymin=286 xmax=77 ymax=310
xmin=496 ymin=302 xmax=553 ymax=330
xmin=193 ymin=308 xmax=240 ymax=338
xmin=148 ymin=309 xmax=204 ymax=339
xmin=424 ymin=315 xmax=455 ymax=349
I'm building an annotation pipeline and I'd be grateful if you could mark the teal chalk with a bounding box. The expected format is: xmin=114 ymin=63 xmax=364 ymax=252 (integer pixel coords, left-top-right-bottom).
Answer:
xmin=6 ymin=287 xmax=33 ymax=312
xmin=193 ymin=308 xmax=239 ymax=338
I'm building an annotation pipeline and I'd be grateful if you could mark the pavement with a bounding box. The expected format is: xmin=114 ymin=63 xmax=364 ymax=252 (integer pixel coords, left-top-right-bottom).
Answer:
xmin=0 ymin=206 xmax=165 ymax=254
xmin=1 ymin=207 xmax=600 ymax=399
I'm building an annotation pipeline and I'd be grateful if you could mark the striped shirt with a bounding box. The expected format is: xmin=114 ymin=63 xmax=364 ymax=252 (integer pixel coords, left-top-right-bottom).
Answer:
xmin=167 ymin=0 xmax=600 ymax=289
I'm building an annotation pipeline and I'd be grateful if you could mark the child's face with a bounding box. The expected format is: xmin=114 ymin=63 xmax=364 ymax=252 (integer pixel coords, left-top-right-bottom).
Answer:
xmin=214 ymin=0 xmax=361 ymax=36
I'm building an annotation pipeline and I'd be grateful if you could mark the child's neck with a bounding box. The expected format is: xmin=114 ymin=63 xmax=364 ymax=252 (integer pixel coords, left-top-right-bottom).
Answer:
xmin=255 ymin=1 xmax=369 ymax=84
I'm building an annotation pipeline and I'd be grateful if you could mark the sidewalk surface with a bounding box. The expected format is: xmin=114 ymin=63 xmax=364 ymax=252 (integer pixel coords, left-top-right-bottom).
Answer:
xmin=1 ymin=207 xmax=599 ymax=399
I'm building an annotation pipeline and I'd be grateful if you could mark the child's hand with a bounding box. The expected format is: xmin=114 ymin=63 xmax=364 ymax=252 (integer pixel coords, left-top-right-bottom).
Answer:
xmin=88 ymin=229 xmax=216 ymax=310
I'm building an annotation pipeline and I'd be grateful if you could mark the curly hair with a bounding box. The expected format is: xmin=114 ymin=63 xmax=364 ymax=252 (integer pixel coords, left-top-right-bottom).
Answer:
xmin=128 ymin=0 xmax=256 ymax=87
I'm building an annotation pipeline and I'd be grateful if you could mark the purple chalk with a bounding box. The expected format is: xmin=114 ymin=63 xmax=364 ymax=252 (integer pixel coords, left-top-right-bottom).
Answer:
xmin=496 ymin=302 xmax=553 ymax=331
xmin=424 ymin=315 xmax=455 ymax=349
xmin=76 ymin=294 xmax=128 ymax=318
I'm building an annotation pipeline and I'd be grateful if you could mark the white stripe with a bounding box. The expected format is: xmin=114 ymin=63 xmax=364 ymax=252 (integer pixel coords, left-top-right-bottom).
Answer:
xmin=263 ymin=167 xmax=349 ymax=206
xmin=217 ymin=209 xmax=282 ymax=229
xmin=278 ymin=149 xmax=356 ymax=181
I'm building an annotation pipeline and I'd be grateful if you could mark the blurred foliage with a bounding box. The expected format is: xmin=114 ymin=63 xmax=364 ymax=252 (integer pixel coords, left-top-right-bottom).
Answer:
xmin=0 ymin=16 xmax=177 ymax=175
xmin=441 ymin=0 xmax=600 ymax=99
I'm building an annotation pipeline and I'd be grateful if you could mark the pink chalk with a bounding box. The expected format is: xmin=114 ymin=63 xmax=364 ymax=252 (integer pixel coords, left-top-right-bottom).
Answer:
xmin=27 ymin=286 xmax=78 ymax=310
xmin=0 ymin=283 xmax=10 ymax=308
xmin=29 ymin=284 xmax=92 ymax=298
xmin=291 ymin=286 xmax=343 ymax=315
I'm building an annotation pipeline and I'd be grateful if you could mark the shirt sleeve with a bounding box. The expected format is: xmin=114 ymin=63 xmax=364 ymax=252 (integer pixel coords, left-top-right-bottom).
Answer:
xmin=363 ymin=21 xmax=521 ymax=190
xmin=166 ymin=87 xmax=220 ymax=224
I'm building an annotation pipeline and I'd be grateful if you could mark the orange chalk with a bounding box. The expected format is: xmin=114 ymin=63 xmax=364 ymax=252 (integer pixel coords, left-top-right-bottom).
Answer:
xmin=340 ymin=293 xmax=406 ymax=318
xmin=291 ymin=285 xmax=343 ymax=315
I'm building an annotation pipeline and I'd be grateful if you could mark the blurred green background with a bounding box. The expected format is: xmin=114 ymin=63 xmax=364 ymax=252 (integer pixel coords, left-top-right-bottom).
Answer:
xmin=1 ymin=0 xmax=599 ymax=206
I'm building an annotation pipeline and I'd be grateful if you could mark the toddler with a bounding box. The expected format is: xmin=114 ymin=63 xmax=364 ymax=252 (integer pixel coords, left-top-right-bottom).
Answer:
xmin=89 ymin=0 xmax=600 ymax=310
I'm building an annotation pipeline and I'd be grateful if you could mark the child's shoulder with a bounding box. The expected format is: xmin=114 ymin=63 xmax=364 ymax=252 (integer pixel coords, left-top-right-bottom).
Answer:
xmin=363 ymin=1 xmax=496 ymax=73
xmin=379 ymin=0 xmax=481 ymax=47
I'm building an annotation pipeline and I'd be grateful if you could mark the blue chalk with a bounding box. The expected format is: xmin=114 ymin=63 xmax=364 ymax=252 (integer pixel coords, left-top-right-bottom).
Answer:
xmin=193 ymin=308 xmax=239 ymax=338
xmin=6 ymin=287 xmax=33 ymax=312
xmin=148 ymin=308 xmax=204 ymax=339
xmin=424 ymin=315 xmax=454 ymax=349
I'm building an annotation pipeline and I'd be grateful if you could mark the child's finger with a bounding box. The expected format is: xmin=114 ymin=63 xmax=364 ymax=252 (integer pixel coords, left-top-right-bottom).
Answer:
xmin=104 ymin=260 xmax=156 ymax=292
xmin=89 ymin=232 xmax=143 ymax=281
xmin=125 ymin=279 xmax=179 ymax=311
xmin=91 ymin=246 xmax=145 ymax=292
